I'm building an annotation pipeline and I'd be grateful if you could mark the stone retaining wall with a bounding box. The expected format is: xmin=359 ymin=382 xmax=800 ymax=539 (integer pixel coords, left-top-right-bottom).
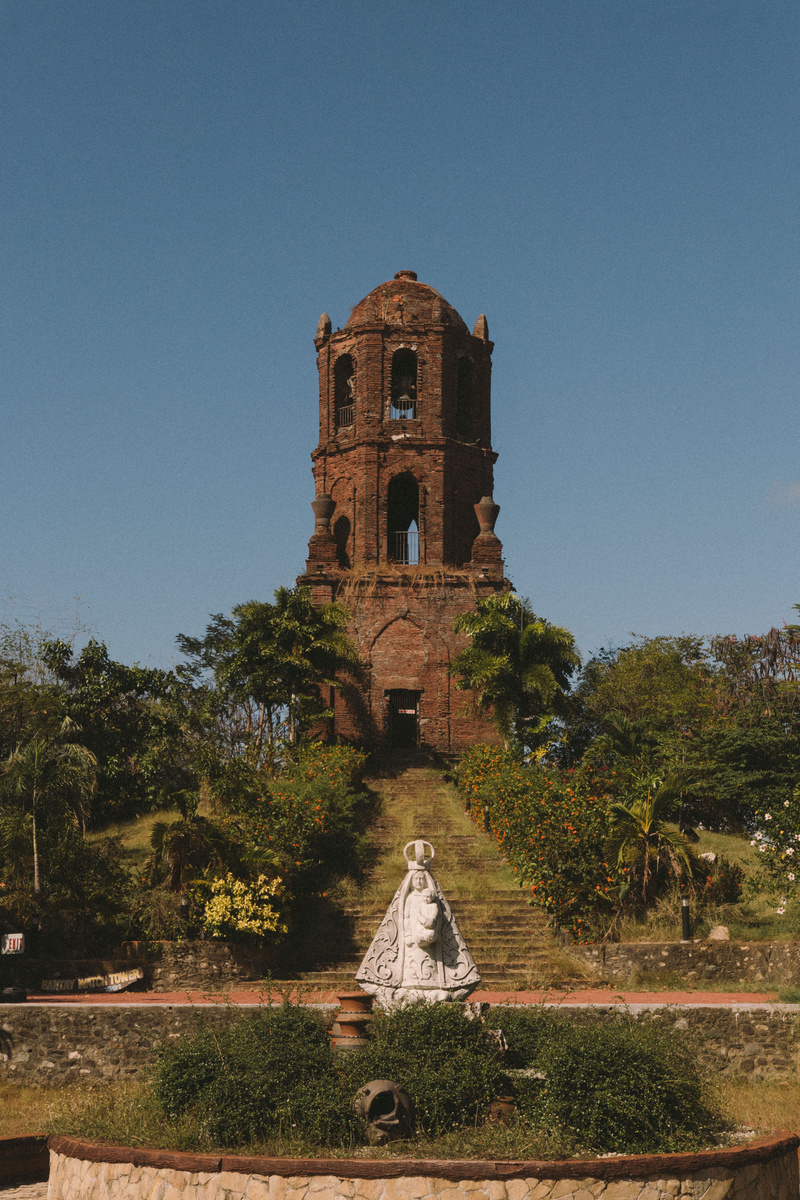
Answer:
xmin=47 ymin=1133 xmax=800 ymax=1200
xmin=144 ymin=940 xmax=279 ymax=992
xmin=569 ymin=942 xmax=800 ymax=985
xmin=12 ymin=940 xmax=279 ymax=994
xmin=529 ymin=1005 xmax=799 ymax=1079
xmin=0 ymin=1002 xmax=797 ymax=1087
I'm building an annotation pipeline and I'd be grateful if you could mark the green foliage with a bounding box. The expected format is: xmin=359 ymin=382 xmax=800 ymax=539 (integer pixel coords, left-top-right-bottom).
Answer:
xmin=697 ymin=854 xmax=744 ymax=906
xmin=358 ymin=1002 xmax=506 ymax=1136
xmin=147 ymin=1002 xmax=725 ymax=1156
xmin=176 ymin=587 xmax=362 ymax=782
xmin=154 ymin=1001 xmax=506 ymax=1149
xmin=571 ymin=635 xmax=713 ymax=743
xmin=233 ymin=743 xmax=371 ymax=892
xmin=608 ymin=771 xmax=700 ymax=905
xmin=496 ymin=1011 xmax=721 ymax=1155
xmin=456 ymin=744 xmax=615 ymax=940
xmin=127 ymin=886 xmax=189 ymax=942
xmin=452 ymin=593 xmax=579 ymax=754
xmin=749 ymin=788 xmax=800 ymax=908
xmin=144 ymin=801 xmax=239 ymax=893
xmin=155 ymin=1004 xmax=354 ymax=1147
xmin=0 ymin=817 xmax=131 ymax=954
xmin=1 ymin=717 xmax=97 ymax=892
xmin=43 ymin=639 xmax=190 ymax=824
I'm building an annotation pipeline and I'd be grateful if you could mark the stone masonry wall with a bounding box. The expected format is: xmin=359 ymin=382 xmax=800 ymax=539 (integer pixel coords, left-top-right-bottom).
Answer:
xmin=0 ymin=1004 xmax=335 ymax=1087
xmin=517 ymin=1005 xmax=799 ymax=1079
xmin=0 ymin=1003 xmax=797 ymax=1087
xmin=9 ymin=939 xmax=278 ymax=995
xmin=569 ymin=942 xmax=800 ymax=985
xmin=46 ymin=1134 xmax=800 ymax=1200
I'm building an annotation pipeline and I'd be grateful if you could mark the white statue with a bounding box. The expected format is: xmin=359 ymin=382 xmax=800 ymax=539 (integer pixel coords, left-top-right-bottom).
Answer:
xmin=355 ymin=839 xmax=480 ymax=1009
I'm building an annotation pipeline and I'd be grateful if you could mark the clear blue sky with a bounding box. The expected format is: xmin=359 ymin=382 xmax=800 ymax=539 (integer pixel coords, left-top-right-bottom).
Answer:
xmin=2 ymin=0 xmax=799 ymax=669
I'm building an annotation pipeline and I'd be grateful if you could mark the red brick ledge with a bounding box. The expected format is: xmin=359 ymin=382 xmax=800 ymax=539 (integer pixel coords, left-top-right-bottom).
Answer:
xmin=48 ymin=1132 xmax=799 ymax=1182
xmin=0 ymin=1134 xmax=49 ymax=1183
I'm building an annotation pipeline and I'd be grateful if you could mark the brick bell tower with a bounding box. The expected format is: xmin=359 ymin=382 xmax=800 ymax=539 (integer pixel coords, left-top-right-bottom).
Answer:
xmin=297 ymin=270 xmax=510 ymax=753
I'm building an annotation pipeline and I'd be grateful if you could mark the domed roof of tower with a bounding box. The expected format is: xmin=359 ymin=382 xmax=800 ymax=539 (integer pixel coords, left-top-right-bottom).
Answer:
xmin=346 ymin=270 xmax=468 ymax=333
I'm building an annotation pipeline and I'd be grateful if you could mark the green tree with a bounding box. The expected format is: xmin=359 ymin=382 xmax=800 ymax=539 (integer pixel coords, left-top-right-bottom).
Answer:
xmin=176 ymin=587 xmax=362 ymax=788
xmin=608 ymin=772 xmax=699 ymax=905
xmin=565 ymin=636 xmax=714 ymax=759
xmin=42 ymin=639 xmax=191 ymax=825
xmin=0 ymin=620 xmax=68 ymax=759
xmin=452 ymin=593 xmax=579 ymax=753
xmin=1 ymin=718 xmax=96 ymax=894
xmin=146 ymin=798 xmax=239 ymax=894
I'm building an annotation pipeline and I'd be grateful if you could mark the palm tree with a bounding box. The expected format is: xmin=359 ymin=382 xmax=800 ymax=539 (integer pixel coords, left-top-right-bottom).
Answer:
xmin=452 ymin=592 xmax=580 ymax=751
xmin=607 ymin=771 xmax=698 ymax=904
xmin=147 ymin=794 xmax=234 ymax=893
xmin=1 ymin=719 xmax=96 ymax=894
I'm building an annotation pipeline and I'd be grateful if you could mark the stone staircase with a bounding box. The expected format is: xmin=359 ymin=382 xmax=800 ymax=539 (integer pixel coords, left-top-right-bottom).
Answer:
xmin=276 ymin=765 xmax=556 ymax=990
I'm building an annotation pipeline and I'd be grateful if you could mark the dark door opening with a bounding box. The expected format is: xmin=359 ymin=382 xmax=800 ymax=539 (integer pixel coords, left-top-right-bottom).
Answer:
xmin=387 ymin=689 xmax=420 ymax=749
xmin=387 ymin=473 xmax=420 ymax=564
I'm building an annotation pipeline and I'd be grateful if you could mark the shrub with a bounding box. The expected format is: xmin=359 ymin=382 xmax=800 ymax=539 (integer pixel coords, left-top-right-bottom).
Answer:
xmin=231 ymin=744 xmax=372 ymax=891
xmin=456 ymin=745 xmax=616 ymax=940
xmin=155 ymin=1003 xmax=355 ymax=1146
xmin=486 ymin=1008 xmax=722 ymax=1155
xmin=98 ymin=1002 xmax=725 ymax=1155
xmin=357 ymin=1002 xmax=506 ymax=1136
xmin=195 ymin=872 xmax=287 ymax=940
xmin=697 ymin=855 xmax=744 ymax=907
xmin=750 ymin=788 xmax=800 ymax=906
xmin=154 ymin=1001 xmax=507 ymax=1148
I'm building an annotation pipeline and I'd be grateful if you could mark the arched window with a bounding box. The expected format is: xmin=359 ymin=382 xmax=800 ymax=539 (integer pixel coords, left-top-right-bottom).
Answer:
xmin=333 ymin=514 xmax=351 ymax=568
xmin=456 ymin=357 xmax=473 ymax=439
xmin=391 ymin=349 xmax=417 ymax=419
xmin=334 ymin=354 xmax=355 ymax=429
xmin=387 ymin=473 xmax=419 ymax=564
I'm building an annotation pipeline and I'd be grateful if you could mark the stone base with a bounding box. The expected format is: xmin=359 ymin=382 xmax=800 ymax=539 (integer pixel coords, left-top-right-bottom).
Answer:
xmin=47 ymin=1133 xmax=800 ymax=1200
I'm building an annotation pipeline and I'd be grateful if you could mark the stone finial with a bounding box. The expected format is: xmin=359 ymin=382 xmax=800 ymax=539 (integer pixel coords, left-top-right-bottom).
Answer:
xmin=305 ymin=493 xmax=338 ymax=567
xmin=316 ymin=312 xmax=332 ymax=341
xmin=473 ymin=314 xmax=489 ymax=340
xmin=394 ymin=270 xmax=417 ymax=281
xmin=470 ymin=495 xmax=503 ymax=571
xmin=356 ymin=839 xmax=480 ymax=1009
xmin=474 ymin=495 xmax=500 ymax=535
xmin=311 ymin=492 xmax=336 ymax=534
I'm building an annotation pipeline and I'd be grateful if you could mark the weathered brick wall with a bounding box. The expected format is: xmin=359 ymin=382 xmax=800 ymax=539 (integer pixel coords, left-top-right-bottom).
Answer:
xmin=330 ymin=573 xmax=505 ymax=752
xmin=299 ymin=272 xmax=509 ymax=754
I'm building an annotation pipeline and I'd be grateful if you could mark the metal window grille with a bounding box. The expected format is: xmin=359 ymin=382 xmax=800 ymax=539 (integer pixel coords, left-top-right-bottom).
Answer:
xmin=390 ymin=399 xmax=417 ymax=420
xmin=391 ymin=530 xmax=419 ymax=564
xmin=336 ymin=404 xmax=354 ymax=428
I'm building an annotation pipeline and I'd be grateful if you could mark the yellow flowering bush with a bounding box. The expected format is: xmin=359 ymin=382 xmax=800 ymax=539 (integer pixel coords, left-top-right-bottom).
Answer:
xmin=199 ymin=873 xmax=287 ymax=940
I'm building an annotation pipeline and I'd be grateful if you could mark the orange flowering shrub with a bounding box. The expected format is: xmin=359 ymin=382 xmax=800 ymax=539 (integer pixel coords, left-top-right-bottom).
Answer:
xmin=456 ymin=745 xmax=617 ymax=941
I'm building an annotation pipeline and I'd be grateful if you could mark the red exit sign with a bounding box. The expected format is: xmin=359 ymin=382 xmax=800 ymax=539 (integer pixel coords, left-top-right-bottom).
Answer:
xmin=1 ymin=933 xmax=24 ymax=954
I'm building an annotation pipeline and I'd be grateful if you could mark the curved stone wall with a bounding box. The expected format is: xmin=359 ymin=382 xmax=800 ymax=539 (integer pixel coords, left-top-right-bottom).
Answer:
xmin=48 ymin=1132 xmax=800 ymax=1200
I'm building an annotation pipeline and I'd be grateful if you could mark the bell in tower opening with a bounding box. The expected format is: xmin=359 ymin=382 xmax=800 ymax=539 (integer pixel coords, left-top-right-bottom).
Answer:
xmin=297 ymin=270 xmax=510 ymax=754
